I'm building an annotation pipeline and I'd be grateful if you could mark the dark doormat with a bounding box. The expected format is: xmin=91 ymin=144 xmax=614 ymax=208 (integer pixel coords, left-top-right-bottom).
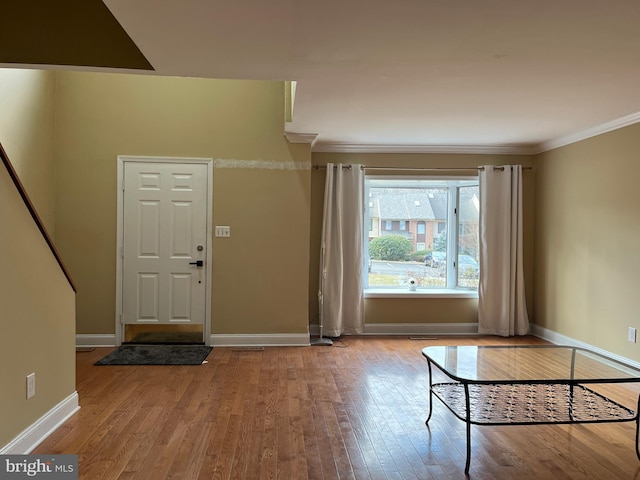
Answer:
xmin=95 ymin=344 xmax=213 ymax=366
xmin=124 ymin=331 xmax=204 ymax=345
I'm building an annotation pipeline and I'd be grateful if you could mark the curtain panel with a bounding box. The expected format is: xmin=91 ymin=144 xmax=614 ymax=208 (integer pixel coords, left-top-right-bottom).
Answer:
xmin=478 ymin=165 xmax=529 ymax=336
xmin=319 ymin=163 xmax=365 ymax=337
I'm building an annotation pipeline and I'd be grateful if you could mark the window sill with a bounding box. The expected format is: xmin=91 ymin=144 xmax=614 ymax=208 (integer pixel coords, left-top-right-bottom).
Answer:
xmin=364 ymin=288 xmax=478 ymax=299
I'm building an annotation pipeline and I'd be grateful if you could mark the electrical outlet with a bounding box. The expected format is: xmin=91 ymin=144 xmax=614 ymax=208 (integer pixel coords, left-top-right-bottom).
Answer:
xmin=26 ymin=373 xmax=36 ymax=399
xmin=629 ymin=327 xmax=637 ymax=344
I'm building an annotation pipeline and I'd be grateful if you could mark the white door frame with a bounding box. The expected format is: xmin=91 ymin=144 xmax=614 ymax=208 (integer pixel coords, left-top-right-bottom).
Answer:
xmin=115 ymin=155 xmax=213 ymax=346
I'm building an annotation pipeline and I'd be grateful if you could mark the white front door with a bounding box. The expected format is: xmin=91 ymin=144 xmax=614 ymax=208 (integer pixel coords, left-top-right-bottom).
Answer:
xmin=121 ymin=161 xmax=208 ymax=328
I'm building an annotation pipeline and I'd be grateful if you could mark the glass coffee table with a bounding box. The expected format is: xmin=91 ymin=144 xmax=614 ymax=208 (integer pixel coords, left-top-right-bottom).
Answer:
xmin=422 ymin=345 xmax=640 ymax=473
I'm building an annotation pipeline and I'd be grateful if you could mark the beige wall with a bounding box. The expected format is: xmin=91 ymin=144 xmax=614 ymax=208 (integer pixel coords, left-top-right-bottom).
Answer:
xmin=53 ymin=71 xmax=311 ymax=336
xmin=310 ymin=152 xmax=536 ymax=326
xmin=4 ymin=62 xmax=640 ymax=448
xmin=0 ymin=68 xmax=56 ymax=235
xmin=534 ymin=123 xmax=640 ymax=361
xmin=0 ymin=101 xmax=75 ymax=446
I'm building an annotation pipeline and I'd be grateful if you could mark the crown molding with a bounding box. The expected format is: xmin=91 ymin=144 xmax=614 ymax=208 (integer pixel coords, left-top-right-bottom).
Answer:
xmin=312 ymin=142 xmax=537 ymax=155
xmin=536 ymin=111 xmax=640 ymax=153
xmin=284 ymin=132 xmax=318 ymax=145
xmin=288 ymin=110 xmax=640 ymax=156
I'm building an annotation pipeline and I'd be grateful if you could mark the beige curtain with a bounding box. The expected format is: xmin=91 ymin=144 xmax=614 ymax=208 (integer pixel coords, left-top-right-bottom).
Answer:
xmin=478 ymin=165 xmax=529 ymax=336
xmin=318 ymin=163 xmax=365 ymax=338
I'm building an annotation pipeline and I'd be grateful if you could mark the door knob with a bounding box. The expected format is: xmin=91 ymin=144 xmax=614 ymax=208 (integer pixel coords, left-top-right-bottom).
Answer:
xmin=189 ymin=260 xmax=204 ymax=267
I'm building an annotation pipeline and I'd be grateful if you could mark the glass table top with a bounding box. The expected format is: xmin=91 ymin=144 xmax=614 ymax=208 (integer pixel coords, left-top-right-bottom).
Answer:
xmin=422 ymin=345 xmax=640 ymax=383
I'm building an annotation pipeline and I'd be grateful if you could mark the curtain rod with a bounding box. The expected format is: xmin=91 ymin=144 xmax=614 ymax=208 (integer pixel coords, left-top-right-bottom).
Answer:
xmin=313 ymin=165 xmax=532 ymax=171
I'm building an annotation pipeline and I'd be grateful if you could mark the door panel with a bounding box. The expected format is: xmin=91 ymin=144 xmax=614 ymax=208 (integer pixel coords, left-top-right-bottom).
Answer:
xmin=123 ymin=162 xmax=207 ymax=325
xmin=138 ymin=273 xmax=159 ymax=320
xmin=169 ymin=273 xmax=191 ymax=320
xmin=139 ymin=201 xmax=160 ymax=257
xmin=170 ymin=201 xmax=193 ymax=257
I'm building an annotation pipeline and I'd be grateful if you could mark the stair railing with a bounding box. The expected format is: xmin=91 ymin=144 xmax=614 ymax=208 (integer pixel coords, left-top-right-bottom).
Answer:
xmin=1 ymin=143 xmax=76 ymax=292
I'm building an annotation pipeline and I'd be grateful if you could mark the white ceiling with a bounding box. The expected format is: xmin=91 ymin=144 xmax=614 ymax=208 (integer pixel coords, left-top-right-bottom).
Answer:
xmin=103 ymin=0 xmax=640 ymax=153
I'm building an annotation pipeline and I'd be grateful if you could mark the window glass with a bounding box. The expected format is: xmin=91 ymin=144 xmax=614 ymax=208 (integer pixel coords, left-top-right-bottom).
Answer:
xmin=457 ymin=185 xmax=480 ymax=288
xmin=365 ymin=177 xmax=479 ymax=290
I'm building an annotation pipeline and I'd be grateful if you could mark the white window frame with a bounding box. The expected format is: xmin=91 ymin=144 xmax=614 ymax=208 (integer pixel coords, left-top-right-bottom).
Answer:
xmin=363 ymin=175 xmax=478 ymax=298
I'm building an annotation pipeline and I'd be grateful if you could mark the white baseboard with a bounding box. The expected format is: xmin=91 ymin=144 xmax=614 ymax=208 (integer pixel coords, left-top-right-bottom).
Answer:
xmin=76 ymin=334 xmax=117 ymax=347
xmin=210 ymin=333 xmax=310 ymax=347
xmin=310 ymin=322 xmax=479 ymax=337
xmin=363 ymin=322 xmax=479 ymax=336
xmin=81 ymin=333 xmax=312 ymax=348
xmin=530 ymin=323 xmax=640 ymax=370
xmin=0 ymin=392 xmax=80 ymax=454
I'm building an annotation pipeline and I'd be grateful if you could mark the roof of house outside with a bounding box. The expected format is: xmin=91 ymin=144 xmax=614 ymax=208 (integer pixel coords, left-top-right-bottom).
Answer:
xmin=370 ymin=188 xmax=479 ymax=223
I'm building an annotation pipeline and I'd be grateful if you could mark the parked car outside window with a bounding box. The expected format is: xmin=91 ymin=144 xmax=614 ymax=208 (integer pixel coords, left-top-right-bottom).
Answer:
xmin=425 ymin=251 xmax=446 ymax=268
xmin=457 ymin=254 xmax=479 ymax=277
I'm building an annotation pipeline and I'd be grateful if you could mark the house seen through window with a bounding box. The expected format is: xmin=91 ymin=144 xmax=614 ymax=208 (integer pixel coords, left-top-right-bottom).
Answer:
xmin=364 ymin=177 xmax=480 ymax=290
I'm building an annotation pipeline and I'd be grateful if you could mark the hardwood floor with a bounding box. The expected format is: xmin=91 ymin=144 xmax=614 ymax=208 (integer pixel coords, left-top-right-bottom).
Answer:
xmin=34 ymin=336 xmax=640 ymax=479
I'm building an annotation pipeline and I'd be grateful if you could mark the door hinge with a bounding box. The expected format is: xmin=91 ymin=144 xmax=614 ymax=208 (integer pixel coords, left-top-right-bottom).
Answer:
xmin=119 ymin=313 xmax=124 ymax=325
xmin=121 ymin=246 xmax=124 ymax=258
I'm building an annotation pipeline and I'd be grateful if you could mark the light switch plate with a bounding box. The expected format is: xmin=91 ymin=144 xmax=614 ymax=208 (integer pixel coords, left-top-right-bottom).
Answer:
xmin=215 ymin=226 xmax=231 ymax=237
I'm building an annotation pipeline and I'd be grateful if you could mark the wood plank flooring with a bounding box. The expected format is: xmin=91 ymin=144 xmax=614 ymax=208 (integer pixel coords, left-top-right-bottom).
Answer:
xmin=34 ymin=336 xmax=640 ymax=479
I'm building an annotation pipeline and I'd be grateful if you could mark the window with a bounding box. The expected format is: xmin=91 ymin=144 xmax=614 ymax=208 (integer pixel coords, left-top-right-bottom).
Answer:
xmin=364 ymin=176 xmax=479 ymax=291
